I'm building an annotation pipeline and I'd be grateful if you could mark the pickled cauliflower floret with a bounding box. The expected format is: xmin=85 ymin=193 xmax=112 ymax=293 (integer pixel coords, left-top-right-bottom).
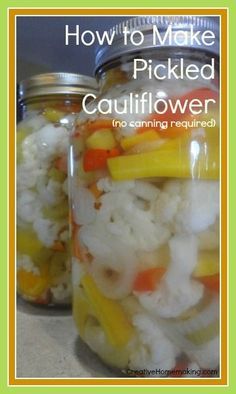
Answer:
xmin=20 ymin=113 xmax=48 ymax=132
xmin=90 ymin=250 xmax=137 ymax=299
xmin=36 ymin=178 xmax=64 ymax=206
xmin=17 ymin=190 xmax=42 ymax=223
xmin=128 ymin=313 xmax=180 ymax=373
xmin=33 ymin=218 xmax=62 ymax=247
xmin=17 ymin=254 xmax=40 ymax=275
xmin=153 ymin=179 xmax=219 ymax=234
xmin=78 ymin=178 xmax=170 ymax=257
xmin=17 ymin=162 xmax=42 ymax=191
xmin=138 ymin=235 xmax=204 ymax=318
xmin=73 ymin=186 xmax=96 ymax=225
xmin=50 ymin=282 xmax=72 ymax=303
xmin=27 ymin=124 xmax=68 ymax=162
xmin=20 ymin=124 xmax=68 ymax=174
xmin=97 ymin=177 xmax=135 ymax=192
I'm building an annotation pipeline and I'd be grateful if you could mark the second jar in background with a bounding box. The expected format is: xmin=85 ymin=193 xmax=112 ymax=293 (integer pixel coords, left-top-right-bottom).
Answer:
xmin=17 ymin=73 xmax=97 ymax=306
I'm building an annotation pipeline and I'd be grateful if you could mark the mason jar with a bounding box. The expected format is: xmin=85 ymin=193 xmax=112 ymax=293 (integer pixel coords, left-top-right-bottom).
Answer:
xmin=70 ymin=17 xmax=220 ymax=375
xmin=17 ymin=73 xmax=97 ymax=306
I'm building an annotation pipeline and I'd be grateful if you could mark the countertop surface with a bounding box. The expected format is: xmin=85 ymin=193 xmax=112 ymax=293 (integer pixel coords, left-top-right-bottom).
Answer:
xmin=17 ymin=298 xmax=120 ymax=378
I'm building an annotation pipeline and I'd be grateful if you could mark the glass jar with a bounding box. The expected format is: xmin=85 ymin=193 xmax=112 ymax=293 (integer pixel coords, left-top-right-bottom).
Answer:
xmin=70 ymin=17 xmax=220 ymax=375
xmin=17 ymin=73 xmax=97 ymax=306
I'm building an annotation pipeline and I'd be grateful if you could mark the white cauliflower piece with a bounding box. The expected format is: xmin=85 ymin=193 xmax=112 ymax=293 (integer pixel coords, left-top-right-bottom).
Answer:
xmin=91 ymin=251 xmax=137 ymax=299
xmin=131 ymin=181 xmax=159 ymax=201
xmin=138 ymin=235 xmax=204 ymax=318
xmin=33 ymin=217 xmax=60 ymax=247
xmin=33 ymin=124 xmax=68 ymax=160
xmin=78 ymin=178 xmax=170 ymax=299
xmin=152 ymin=191 xmax=181 ymax=224
xmin=19 ymin=114 xmax=48 ymax=132
xmin=98 ymin=178 xmax=159 ymax=202
xmin=79 ymin=178 xmax=170 ymax=269
xmin=17 ymin=161 xmax=42 ymax=191
xmin=80 ymin=220 xmax=138 ymax=299
xmin=21 ymin=124 xmax=68 ymax=167
xmin=21 ymin=133 xmax=40 ymax=164
xmin=168 ymin=234 xmax=199 ymax=276
xmin=17 ymin=254 xmax=39 ymax=275
xmin=72 ymin=258 xmax=85 ymax=287
xmin=99 ymin=189 xmax=170 ymax=251
xmin=154 ymin=180 xmax=219 ymax=234
xmin=79 ymin=222 xmax=114 ymax=259
xmin=97 ymin=177 xmax=135 ymax=192
xmin=175 ymin=181 xmax=219 ymax=233
xmin=139 ymin=279 xmax=203 ymax=319
xmin=80 ymin=190 xmax=170 ymax=254
xmin=36 ymin=178 xmax=64 ymax=206
xmin=17 ymin=190 xmax=42 ymax=224
xmin=128 ymin=313 xmax=179 ymax=372
xmin=73 ymin=186 xmax=96 ymax=225
xmin=51 ymin=283 xmax=72 ymax=303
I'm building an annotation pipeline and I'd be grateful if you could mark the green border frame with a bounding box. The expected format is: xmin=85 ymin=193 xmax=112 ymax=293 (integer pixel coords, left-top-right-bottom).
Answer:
xmin=1 ymin=0 xmax=235 ymax=393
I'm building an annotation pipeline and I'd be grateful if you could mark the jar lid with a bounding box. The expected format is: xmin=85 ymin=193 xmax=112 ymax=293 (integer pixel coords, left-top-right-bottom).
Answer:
xmin=95 ymin=16 xmax=219 ymax=72
xmin=19 ymin=72 xmax=98 ymax=100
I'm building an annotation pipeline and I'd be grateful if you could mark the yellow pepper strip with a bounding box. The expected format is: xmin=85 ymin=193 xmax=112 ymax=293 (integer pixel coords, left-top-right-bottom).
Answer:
xmin=73 ymin=289 xmax=92 ymax=337
xmin=121 ymin=130 xmax=160 ymax=150
xmin=81 ymin=275 xmax=134 ymax=347
xmin=43 ymin=107 xmax=65 ymax=123
xmin=86 ymin=129 xmax=116 ymax=150
xmin=17 ymin=268 xmax=49 ymax=298
xmin=193 ymin=251 xmax=219 ymax=278
xmin=73 ymin=288 xmax=130 ymax=368
xmin=17 ymin=229 xmax=43 ymax=258
xmin=108 ymin=127 xmax=219 ymax=181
